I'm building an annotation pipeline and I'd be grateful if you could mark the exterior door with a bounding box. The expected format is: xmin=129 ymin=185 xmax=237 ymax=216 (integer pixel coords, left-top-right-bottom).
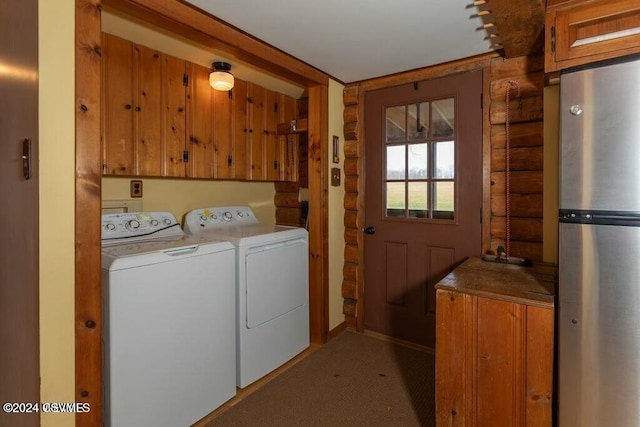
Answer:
xmin=0 ymin=0 xmax=40 ymax=426
xmin=364 ymin=71 xmax=483 ymax=347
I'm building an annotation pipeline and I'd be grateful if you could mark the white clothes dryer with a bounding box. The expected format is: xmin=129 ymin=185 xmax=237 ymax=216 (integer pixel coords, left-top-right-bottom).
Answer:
xmin=184 ymin=206 xmax=309 ymax=388
xmin=101 ymin=212 xmax=236 ymax=427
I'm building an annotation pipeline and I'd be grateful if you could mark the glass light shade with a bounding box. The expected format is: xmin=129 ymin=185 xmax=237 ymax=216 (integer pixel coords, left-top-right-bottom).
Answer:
xmin=209 ymin=71 xmax=234 ymax=91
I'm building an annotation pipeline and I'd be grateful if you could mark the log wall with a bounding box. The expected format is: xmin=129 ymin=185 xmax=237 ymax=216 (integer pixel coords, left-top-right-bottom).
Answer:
xmin=341 ymin=53 xmax=546 ymax=328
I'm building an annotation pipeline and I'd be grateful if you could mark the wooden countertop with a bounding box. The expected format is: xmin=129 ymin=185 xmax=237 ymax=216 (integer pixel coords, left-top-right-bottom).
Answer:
xmin=434 ymin=256 xmax=556 ymax=308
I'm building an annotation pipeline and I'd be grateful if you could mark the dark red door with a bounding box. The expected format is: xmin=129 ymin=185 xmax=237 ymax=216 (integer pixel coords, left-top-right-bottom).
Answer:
xmin=364 ymin=70 xmax=483 ymax=347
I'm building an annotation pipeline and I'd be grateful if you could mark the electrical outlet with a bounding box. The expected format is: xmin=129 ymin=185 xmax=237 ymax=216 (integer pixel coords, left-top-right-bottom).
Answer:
xmin=130 ymin=180 xmax=143 ymax=198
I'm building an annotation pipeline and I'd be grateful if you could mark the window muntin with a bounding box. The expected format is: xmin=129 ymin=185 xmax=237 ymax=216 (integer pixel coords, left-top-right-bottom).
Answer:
xmin=384 ymin=97 xmax=455 ymax=220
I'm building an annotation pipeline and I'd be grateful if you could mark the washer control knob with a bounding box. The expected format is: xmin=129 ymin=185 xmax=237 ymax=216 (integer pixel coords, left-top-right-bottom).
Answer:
xmin=223 ymin=212 xmax=233 ymax=221
xmin=163 ymin=218 xmax=172 ymax=225
xmin=200 ymin=214 xmax=208 ymax=222
xmin=150 ymin=219 xmax=159 ymax=226
xmin=211 ymin=214 xmax=218 ymax=221
xmin=237 ymin=211 xmax=244 ymax=218
xmin=127 ymin=219 xmax=140 ymax=230
xmin=105 ymin=223 xmax=116 ymax=231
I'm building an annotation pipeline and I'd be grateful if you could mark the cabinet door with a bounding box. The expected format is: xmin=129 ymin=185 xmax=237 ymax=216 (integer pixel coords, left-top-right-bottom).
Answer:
xmin=247 ymin=82 xmax=265 ymax=180
xmin=435 ymin=289 xmax=473 ymax=426
xmin=187 ymin=63 xmax=214 ymax=178
xmin=102 ymin=33 xmax=134 ymax=175
xmin=162 ymin=54 xmax=187 ymax=177
xmin=265 ymin=89 xmax=281 ymax=181
xmin=135 ymin=43 xmax=163 ymax=176
xmin=231 ymin=79 xmax=248 ymax=180
xmin=280 ymin=94 xmax=299 ymax=182
xmin=546 ymin=0 xmax=640 ymax=72
xmin=435 ymin=290 xmax=553 ymax=426
xmin=213 ymin=87 xmax=233 ymax=179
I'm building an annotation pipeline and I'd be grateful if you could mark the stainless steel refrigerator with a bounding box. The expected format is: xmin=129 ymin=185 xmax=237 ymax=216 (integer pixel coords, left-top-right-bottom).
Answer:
xmin=559 ymin=55 xmax=640 ymax=426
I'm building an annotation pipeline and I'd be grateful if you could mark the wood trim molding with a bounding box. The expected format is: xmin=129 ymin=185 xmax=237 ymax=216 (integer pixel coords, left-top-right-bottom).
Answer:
xmin=75 ymin=1 xmax=331 ymax=425
xmin=75 ymin=0 xmax=103 ymax=425
xmin=103 ymin=0 xmax=329 ymax=87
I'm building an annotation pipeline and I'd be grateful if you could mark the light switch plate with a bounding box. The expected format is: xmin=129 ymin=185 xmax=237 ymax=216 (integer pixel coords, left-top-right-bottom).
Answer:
xmin=331 ymin=168 xmax=341 ymax=186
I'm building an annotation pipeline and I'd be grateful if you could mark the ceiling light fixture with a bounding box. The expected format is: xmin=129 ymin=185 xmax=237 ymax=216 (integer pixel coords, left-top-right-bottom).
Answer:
xmin=209 ymin=61 xmax=234 ymax=91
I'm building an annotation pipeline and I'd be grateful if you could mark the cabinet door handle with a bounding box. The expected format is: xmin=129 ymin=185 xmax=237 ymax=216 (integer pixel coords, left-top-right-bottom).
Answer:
xmin=228 ymin=155 xmax=233 ymax=166
xmin=134 ymin=106 xmax=141 ymax=112
xmin=125 ymin=104 xmax=132 ymax=110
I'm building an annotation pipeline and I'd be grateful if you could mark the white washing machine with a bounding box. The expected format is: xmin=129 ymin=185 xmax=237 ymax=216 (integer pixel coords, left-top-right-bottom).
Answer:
xmin=101 ymin=212 xmax=236 ymax=427
xmin=183 ymin=206 xmax=309 ymax=388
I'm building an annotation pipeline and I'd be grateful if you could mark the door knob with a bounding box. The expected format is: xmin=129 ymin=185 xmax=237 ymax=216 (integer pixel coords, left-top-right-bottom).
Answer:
xmin=363 ymin=226 xmax=376 ymax=235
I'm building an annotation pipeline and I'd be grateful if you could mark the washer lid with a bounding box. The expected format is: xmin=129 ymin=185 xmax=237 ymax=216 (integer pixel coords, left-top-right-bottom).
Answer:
xmin=102 ymin=235 xmax=234 ymax=270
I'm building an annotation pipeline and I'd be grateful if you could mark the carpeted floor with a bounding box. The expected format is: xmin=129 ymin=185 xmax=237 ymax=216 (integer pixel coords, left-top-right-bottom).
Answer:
xmin=203 ymin=330 xmax=435 ymax=427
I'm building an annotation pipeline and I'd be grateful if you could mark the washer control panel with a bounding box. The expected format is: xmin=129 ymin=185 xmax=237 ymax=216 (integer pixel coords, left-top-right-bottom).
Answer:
xmin=101 ymin=212 xmax=183 ymax=242
xmin=184 ymin=206 xmax=259 ymax=232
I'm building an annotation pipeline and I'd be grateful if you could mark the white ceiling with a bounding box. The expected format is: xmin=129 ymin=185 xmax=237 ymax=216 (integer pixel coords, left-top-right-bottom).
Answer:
xmin=183 ymin=0 xmax=498 ymax=83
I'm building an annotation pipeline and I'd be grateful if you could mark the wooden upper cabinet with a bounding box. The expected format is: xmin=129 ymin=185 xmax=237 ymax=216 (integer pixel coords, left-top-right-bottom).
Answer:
xmin=102 ymin=33 xmax=186 ymax=177
xmin=187 ymin=63 xmax=215 ymax=178
xmin=102 ymin=33 xmax=135 ymax=175
xmin=546 ymin=0 xmax=640 ymax=72
xmin=103 ymin=33 xmax=299 ymax=181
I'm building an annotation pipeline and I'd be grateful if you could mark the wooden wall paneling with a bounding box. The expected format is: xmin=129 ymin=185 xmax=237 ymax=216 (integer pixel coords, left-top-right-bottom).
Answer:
xmin=81 ymin=4 xmax=331 ymax=425
xmin=435 ymin=290 xmax=472 ymax=426
xmin=280 ymin=95 xmax=298 ymax=182
xmin=231 ymin=79 xmax=248 ymax=180
xmin=102 ymin=33 xmax=134 ymax=175
xmin=307 ymin=84 xmax=329 ymax=343
xmin=490 ymin=55 xmax=544 ymax=80
xmin=482 ymin=68 xmax=492 ymax=257
xmin=187 ymin=62 xmax=214 ymax=178
xmin=75 ymin=0 xmax=103 ymax=425
xmin=247 ymin=82 xmax=265 ymax=180
xmin=161 ymin=54 xmax=187 ymax=177
xmin=487 ymin=55 xmax=545 ymax=261
xmin=490 ymin=122 xmax=544 ymax=149
xmin=492 ymin=193 xmax=544 ymax=218
xmin=264 ymin=89 xmax=280 ymax=181
xmin=135 ymin=44 xmax=163 ymax=176
xmin=487 ymin=0 xmax=545 ymax=58
xmin=213 ymin=86 xmax=233 ymax=179
xmin=525 ymin=306 xmax=554 ymax=424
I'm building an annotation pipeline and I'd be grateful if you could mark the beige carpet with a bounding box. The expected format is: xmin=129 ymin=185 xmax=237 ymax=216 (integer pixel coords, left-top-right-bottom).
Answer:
xmin=204 ymin=330 xmax=435 ymax=427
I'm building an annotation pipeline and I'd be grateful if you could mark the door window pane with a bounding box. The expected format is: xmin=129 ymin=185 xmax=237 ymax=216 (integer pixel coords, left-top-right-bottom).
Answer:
xmin=434 ymin=141 xmax=454 ymax=179
xmin=386 ymin=145 xmax=406 ymax=179
xmin=434 ymin=181 xmax=454 ymax=218
xmin=408 ymin=143 xmax=428 ymax=179
xmin=408 ymin=102 xmax=429 ymax=140
xmin=382 ymin=96 xmax=456 ymax=220
xmin=386 ymin=182 xmax=405 ymax=217
xmin=386 ymin=106 xmax=406 ymax=142
xmin=432 ymin=98 xmax=454 ymax=138
xmin=408 ymin=182 xmax=428 ymax=218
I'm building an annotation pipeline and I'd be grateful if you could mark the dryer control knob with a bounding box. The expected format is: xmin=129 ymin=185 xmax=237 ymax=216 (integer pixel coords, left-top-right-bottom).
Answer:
xmin=127 ymin=219 xmax=140 ymax=230
xmin=223 ymin=212 xmax=233 ymax=221
xmin=163 ymin=218 xmax=172 ymax=225
xmin=104 ymin=223 xmax=116 ymax=231
xmin=237 ymin=211 xmax=244 ymax=218
xmin=150 ymin=219 xmax=159 ymax=226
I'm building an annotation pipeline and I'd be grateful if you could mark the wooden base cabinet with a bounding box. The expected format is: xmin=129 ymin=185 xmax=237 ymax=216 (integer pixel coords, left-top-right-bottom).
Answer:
xmin=435 ymin=289 xmax=553 ymax=426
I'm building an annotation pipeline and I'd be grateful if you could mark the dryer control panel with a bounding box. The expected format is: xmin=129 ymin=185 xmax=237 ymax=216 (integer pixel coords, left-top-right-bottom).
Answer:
xmin=101 ymin=212 xmax=183 ymax=243
xmin=184 ymin=206 xmax=259 ymax=233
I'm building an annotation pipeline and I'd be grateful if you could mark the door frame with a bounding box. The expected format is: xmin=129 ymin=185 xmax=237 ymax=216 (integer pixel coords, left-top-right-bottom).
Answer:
xmin=341 ymin=53 xmax=499 ymax=332
xmin=74 ymin=1 xmax=329 ymax=425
